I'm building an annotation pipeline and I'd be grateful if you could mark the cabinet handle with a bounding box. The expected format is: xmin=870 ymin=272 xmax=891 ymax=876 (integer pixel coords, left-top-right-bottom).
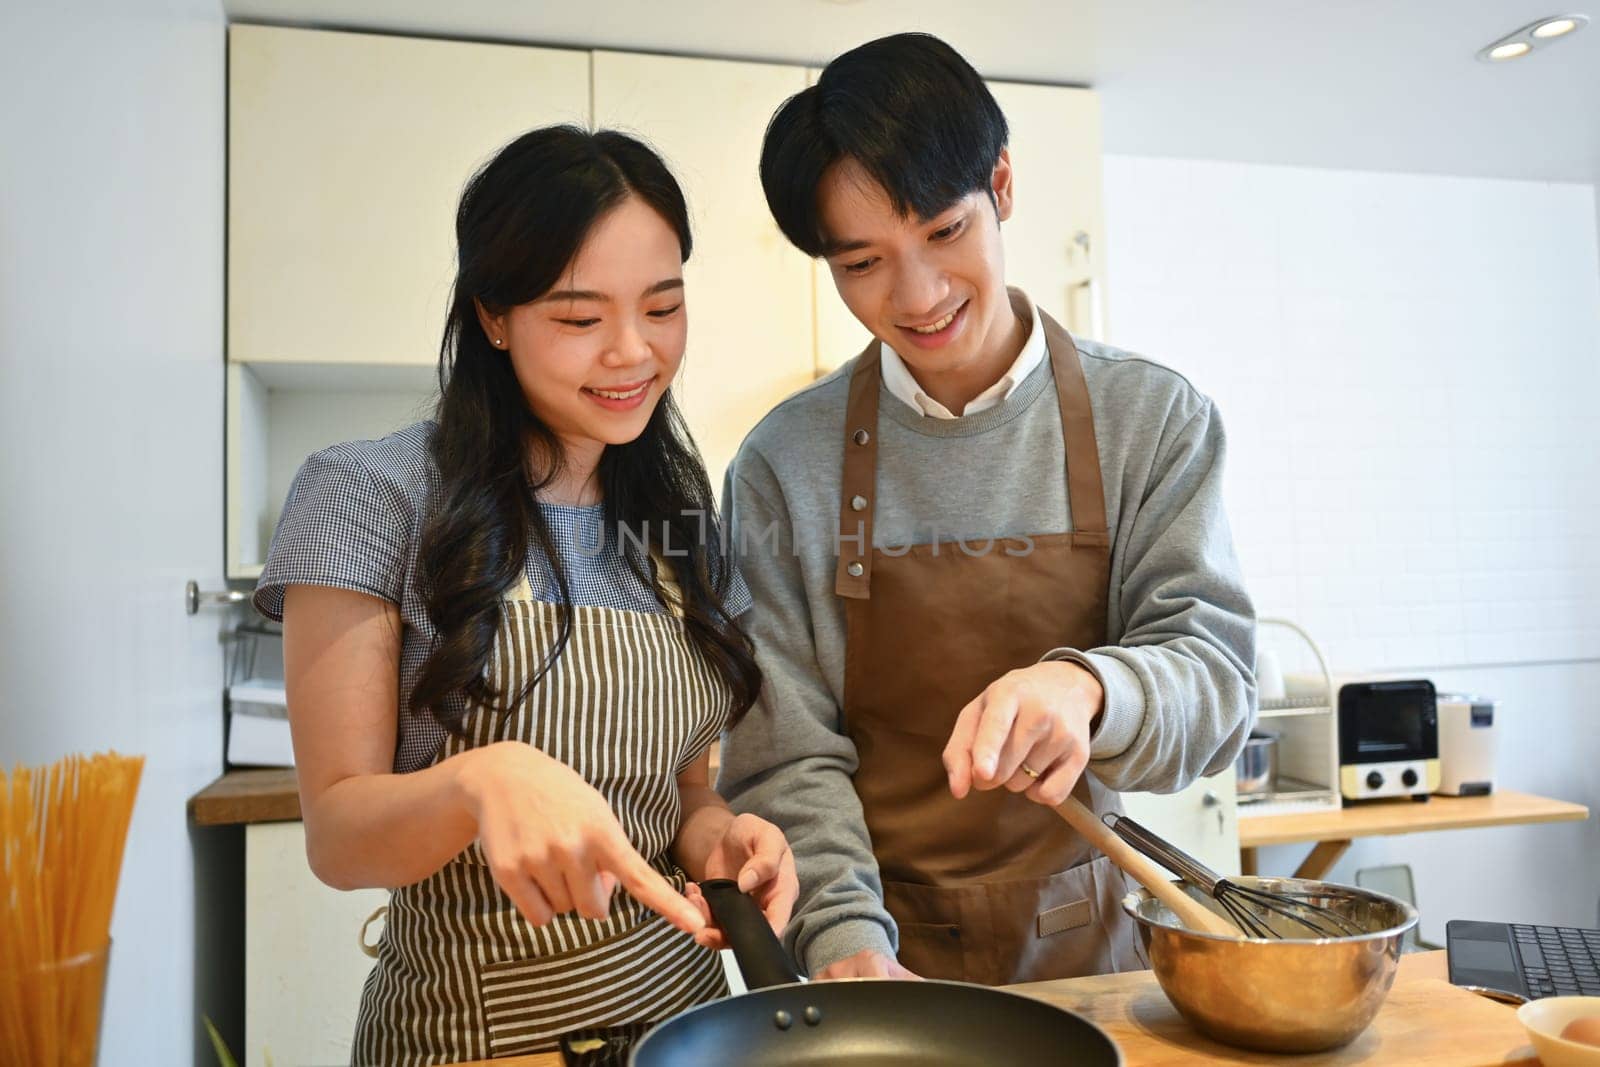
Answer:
xmin=1066 ymin=230 xmax=1104 ymax=340
xmin=185 ymin=580 xmax=249 ymax=616
xmin=1202 ymin=789 xmax=1224 ymax=833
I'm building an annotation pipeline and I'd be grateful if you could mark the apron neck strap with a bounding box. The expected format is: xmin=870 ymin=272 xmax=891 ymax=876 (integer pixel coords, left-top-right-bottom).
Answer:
xmin=651 ymin=553 xmax=687 ymax=619
xmin=835 ymin=340 xmax=883 ymax=600
xmin=1040 ymin=312 xmax=1110 ymax=549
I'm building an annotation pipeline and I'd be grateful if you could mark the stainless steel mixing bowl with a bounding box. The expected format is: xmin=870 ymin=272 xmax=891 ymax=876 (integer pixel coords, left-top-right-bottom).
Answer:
xmin=1122 ymin=876 xmax=1418 ymax=1053
xmin=1234 ymin=730 xmax=1278 ymax=795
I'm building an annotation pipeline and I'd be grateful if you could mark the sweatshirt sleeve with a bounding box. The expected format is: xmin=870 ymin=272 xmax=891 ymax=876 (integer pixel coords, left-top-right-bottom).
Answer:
xmin=715 ymin=451 xmax=898 ymax=975
xmin=1044 ymin=396 xmax=1258 ymax=792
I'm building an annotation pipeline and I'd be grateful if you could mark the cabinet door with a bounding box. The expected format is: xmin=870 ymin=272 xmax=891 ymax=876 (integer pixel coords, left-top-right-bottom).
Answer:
xmin=592 ymin=52 xmax=814 ymax=493
xmin=985 ymin=80 xmax=1108 ymax=343
xmin=229 ymin=26 xmax=589 ymax=365
xmin=244 ymin=822 xmax=388 ymax=1067
xmin=812 ymin=78 xmax=1107 ymax=376
xmin=1118 ymin=767 xmax=1242 ymax=878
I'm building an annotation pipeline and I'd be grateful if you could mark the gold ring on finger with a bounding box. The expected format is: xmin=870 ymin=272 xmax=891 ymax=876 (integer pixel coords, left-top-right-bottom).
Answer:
xmin=1020 ymin=763 xmax=1041 ymax=779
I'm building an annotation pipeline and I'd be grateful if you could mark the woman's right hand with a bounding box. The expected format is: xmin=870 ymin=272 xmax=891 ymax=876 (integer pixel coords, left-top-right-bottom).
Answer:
xmin=455 ymin=741 xmax=706 ymax=936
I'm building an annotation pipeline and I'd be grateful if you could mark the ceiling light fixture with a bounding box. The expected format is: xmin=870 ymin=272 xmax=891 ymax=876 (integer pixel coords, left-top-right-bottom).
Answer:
xmin=1487 ymin=41 xmax=1533 ymax=60
xmin=1532 ymin=16 xmax=1581 ymax=37
xmin=1477 ymin=13 xmax=1589 ymax=61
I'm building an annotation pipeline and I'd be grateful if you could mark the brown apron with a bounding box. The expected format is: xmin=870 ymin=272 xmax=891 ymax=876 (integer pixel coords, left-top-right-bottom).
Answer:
xmin=836 ymin=310 xmax=1146 ymax=986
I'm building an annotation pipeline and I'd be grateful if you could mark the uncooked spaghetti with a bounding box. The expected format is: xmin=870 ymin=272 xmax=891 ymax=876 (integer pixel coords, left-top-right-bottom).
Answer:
xmin=1 ymin=752 xmax=144 ymax=1066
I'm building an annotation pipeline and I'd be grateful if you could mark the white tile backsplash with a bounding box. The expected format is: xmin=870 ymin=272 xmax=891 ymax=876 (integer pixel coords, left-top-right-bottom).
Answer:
xmin=1103 ymin=155 xmax=1600 ymax=674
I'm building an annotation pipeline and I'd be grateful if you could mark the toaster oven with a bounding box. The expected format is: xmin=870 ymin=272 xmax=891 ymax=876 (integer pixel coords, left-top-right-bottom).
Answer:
xmin=1337 ymin=678 xmax=1440 ymax=802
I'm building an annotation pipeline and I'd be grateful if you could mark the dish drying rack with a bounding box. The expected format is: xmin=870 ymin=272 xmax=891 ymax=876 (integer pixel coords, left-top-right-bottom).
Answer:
xmin=223 ymin=618 xmax=294 ymax=768
xmin=1238 ymin=617 xmax=1342 ymax=818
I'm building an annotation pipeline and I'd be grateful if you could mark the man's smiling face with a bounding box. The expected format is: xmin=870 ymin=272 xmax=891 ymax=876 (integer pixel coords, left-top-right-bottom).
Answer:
xmin=817 ymin=152 xmax=1016 ymax=383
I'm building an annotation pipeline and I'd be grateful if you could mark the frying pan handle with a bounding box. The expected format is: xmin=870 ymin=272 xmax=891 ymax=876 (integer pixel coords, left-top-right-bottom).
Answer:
xmin=698 ymin=879 xmax=803 ymax=990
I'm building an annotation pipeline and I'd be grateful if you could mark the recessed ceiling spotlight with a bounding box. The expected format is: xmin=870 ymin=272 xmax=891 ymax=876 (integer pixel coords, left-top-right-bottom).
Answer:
xmin=1477 ymin=12 xmax=1589 ymax=61
xmin=1532 ymin=16 xmax=1583 ymax=37
xmin=1487 ymin=41 xmax=1533 ymax=60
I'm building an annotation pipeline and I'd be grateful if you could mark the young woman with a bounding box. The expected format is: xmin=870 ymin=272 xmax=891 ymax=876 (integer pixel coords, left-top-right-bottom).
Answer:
xmin=252 ymin=126 xmax=796 ymax=1065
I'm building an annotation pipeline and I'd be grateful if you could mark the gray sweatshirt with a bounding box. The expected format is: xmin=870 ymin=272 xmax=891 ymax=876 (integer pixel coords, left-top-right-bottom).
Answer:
xmin=717 ymin=328 xmax=1257 ymax=976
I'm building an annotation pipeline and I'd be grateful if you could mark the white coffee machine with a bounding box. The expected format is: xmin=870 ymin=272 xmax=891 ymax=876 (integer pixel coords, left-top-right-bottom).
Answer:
xmin=1435 ymin=693 xmax=1498 ymax=796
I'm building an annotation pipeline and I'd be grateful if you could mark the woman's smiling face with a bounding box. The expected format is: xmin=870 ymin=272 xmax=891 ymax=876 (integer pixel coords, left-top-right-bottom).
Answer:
xmin=479 ymin=193 xmax=688 ymax=454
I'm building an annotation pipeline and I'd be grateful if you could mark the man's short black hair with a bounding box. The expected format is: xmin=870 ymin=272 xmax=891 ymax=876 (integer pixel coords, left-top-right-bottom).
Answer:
xmin=759 ymin=33 xmax=1009 ymax=258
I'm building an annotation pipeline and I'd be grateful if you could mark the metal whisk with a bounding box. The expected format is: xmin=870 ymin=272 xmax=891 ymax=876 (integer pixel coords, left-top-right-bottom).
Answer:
xmin=1104 ymin=813 xmax=1367 ymax=939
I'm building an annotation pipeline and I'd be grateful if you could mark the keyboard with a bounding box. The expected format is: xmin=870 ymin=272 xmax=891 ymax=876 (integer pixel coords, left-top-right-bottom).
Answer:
xmin=1447 ymin=919 xmax=1600 ymax=1001
xmin=1510 ymin=922 xmax=1600 ymax=998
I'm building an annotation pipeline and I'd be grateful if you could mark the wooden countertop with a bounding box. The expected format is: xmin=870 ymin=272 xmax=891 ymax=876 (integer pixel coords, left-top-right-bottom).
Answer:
xmin=1009 ymin=950 xmax=1535 ymax=1066
xmin=453 ymin=951 xmax=1536 ymax=1067
xmin=1238 ymin=789 xmax=1590 ymax=848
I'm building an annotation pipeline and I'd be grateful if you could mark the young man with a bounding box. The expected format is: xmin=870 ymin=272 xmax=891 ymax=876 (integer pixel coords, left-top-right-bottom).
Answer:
xmin=718 ymin=33 xmax=1256 ymax=985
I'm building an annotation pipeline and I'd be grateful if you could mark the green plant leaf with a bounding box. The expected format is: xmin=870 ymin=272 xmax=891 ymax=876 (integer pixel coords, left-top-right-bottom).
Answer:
xmin=202 ymin=1016 xmax=239 ymax=1067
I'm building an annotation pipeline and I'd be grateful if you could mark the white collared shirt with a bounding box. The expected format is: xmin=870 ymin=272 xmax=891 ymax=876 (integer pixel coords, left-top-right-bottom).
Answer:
xmin=879 ymin=289 xmax=1046 ymax=419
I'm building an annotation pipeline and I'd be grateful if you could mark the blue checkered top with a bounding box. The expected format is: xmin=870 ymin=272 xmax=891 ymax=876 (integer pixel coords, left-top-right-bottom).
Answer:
xmin=254 ymin=421 xmax=750 ymax=773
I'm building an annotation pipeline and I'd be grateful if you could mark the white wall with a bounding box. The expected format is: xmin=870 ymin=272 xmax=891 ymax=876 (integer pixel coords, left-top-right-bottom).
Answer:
xmin=1100 ymin=154 xmax=1600 ymax=939
xmin=0 ymin=1 xmax=231 ymax=1063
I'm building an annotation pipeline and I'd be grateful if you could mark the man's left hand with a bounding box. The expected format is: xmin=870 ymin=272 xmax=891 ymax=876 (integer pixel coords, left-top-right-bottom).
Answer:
xmin=942 ymin=661 xmax=1103 ymax=807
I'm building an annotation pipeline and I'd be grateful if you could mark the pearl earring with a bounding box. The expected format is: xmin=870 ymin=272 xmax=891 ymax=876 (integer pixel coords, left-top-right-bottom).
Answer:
xmin=494 ymin=338 xmax=504 ymax=347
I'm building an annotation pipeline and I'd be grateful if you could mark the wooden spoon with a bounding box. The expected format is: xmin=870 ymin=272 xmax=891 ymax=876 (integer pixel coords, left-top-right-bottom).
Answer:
xmin=1054 ymin=796 xmax=1240 ymax=938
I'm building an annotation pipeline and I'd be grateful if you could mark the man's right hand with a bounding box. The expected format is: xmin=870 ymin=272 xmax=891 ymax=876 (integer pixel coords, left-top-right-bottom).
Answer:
xmin=814 ymin=948 xmax=921 ymax=980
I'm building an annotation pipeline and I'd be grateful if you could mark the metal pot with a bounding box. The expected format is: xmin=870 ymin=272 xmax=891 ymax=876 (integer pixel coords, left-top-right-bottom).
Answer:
xmin=1235 ymin=730 xmax=1278 ymax=795
xmin=1121 ymin=877 xmax=1418 ymax=1052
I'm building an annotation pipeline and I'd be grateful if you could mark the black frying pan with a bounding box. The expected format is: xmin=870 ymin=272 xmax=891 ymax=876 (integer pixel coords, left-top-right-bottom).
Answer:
xmin=629 ymin=880 xmax=1122 ymax=1066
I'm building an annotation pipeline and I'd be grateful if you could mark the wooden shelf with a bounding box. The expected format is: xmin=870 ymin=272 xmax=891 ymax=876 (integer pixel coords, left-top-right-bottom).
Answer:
xmin=187 ymin=744 xmax=726 ymax=828
xmin=1239 ymin=789 xmax=1590 ymax=848
xmin=188 ymin=768 xmax=300 ymax=826
xmin=1256 ymin=702 xmax=1333 ymax=719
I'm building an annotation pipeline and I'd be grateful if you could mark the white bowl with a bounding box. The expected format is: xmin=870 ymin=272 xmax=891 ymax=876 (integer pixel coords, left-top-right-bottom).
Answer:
xmin=1517 ymin=996 xmax=1600 ymax=1067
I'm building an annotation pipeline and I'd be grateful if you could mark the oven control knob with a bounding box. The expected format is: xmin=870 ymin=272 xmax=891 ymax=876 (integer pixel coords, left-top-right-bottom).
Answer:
xmin=1366 ymin=771 xmax=1384 ymax=790
xmin=1401 ymin=768 xmax=1419 ymax=788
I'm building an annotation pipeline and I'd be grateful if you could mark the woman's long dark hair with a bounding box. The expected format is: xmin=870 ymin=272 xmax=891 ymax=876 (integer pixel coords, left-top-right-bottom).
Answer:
xmin=410 ymin=125 xmax=761 ymax=733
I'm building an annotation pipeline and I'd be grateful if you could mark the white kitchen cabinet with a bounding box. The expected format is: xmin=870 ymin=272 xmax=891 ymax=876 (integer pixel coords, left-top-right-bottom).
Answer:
xmin=986 ymin=79 xmax=1108 ymax=344
xmin=226 ymin=361 xmax=436 ymax=578
xmin=1120 ymin=767 xmax=1242 ymax=878
xmin=228 ymin=26 xmax=590 ymax=366
xmin=244 ymin=821 xmax=387 ymax=1067
xmin=225 ymin=33 xmax=1104 ymax=553
xmin=592 ymin=51 xmax=816 ymax=493
xmin=812 ymin=74 xmax=1108 ymax=375
xmin=226 ymin=26 xmax=590 ymax=578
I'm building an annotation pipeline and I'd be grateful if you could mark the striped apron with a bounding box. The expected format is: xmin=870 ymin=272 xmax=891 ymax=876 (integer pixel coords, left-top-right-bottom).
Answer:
xmin=350 ymin=568 xmax=730 ymax=1066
